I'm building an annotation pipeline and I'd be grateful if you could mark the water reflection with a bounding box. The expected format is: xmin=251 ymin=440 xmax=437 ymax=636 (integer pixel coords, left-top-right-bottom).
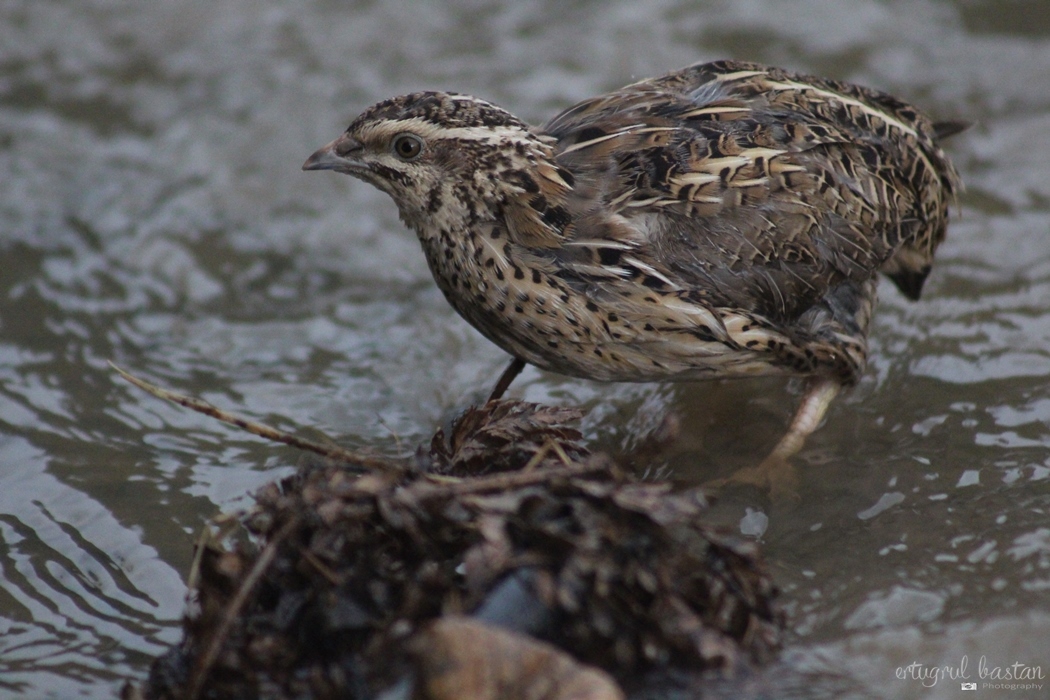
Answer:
xmin=1 ymin=0 xmax=1048 ymax=697
xmin=0 ymin=435 xmax=183 ymax=694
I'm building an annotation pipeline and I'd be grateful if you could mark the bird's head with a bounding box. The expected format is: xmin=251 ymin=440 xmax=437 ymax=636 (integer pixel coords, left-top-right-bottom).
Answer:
xmin=304 ymin=92 xmax=573 ymax=246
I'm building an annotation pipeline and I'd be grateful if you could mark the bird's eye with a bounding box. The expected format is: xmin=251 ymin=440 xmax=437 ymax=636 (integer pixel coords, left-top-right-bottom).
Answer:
xmin=391 ymin=134 xmax=423 ymax=161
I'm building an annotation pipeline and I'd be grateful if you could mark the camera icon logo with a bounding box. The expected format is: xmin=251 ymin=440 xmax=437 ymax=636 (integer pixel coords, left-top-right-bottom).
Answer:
xmin=961 ymin=682 xmax=976 ymax=691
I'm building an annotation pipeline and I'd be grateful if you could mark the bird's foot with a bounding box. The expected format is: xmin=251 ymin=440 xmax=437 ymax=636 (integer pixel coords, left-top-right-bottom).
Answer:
xmin=705 ymin=378 xmax=841 ymax=501
xmin=704 ymin=452 xmax=800 ymax=503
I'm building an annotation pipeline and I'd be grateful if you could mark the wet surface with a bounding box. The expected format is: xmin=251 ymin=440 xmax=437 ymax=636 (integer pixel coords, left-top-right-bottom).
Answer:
xmin=1 ymin=0 xmax=1048 ymax=697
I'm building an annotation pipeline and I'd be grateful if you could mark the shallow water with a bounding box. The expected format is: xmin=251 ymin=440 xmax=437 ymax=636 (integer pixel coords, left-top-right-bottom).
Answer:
xmin=1 ymin=0 xmax=1048 ymax=697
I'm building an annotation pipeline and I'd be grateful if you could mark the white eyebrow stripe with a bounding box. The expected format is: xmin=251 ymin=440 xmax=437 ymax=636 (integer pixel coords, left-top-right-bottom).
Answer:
xmin=359 ymin=116 xmax=536 ymax=147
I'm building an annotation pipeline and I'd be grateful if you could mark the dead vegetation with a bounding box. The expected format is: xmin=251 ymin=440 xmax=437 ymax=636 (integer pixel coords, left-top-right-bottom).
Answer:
xmin=118 ymin=384 xmax=782 ymax=700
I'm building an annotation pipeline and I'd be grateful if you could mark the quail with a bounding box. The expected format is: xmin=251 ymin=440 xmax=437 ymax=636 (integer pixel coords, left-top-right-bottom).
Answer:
xmin=303 ymin=59 xmax=964 ymax=481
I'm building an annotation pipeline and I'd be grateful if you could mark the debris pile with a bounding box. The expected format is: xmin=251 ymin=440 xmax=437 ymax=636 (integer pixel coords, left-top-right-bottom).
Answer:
xmin=127 ymin=401 xmax=782 ymax=700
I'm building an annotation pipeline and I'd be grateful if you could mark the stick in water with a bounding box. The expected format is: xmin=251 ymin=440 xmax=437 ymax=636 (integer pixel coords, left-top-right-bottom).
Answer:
xmin=109 ymin=362 xmax=406 ymax=474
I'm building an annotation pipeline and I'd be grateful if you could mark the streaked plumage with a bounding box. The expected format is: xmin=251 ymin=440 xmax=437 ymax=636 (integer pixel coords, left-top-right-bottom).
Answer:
xmin=304 ymin=60 xmax=963 ymax=467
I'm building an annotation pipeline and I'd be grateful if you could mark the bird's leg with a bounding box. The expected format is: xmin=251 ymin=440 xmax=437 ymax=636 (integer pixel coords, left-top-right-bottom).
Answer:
xmin=707 ymin=377 xmax=841 ymax=499
xmin=486 ymin=357 xmax=526 ymax=403
xmin=764 ymin=377 xmax=841 ymax=466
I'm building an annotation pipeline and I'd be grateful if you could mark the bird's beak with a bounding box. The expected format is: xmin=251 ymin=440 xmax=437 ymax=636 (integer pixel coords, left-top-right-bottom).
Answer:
xmin=302 ymin=133 xmax=365 ymax=173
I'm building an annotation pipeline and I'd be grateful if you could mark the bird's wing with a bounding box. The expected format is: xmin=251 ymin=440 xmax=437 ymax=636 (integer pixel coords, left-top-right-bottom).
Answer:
xmin=542 ymin=60 xmax=962 ymax=319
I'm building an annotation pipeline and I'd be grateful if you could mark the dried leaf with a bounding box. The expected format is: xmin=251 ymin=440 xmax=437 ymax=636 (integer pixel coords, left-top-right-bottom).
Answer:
xmin=429 ymin=400 xmax=588 ymax=475
xmin=410 ymin=617 xmax=624 ymax=700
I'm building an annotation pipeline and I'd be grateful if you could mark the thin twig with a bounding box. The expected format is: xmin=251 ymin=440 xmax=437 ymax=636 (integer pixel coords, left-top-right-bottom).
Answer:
xmin=375 ymin=413 xmax=405 ymax=458
xmin=186 ymin=513 xmax=243 ymax=593
xmin=520 ymin=438 xmax=575 ymax=473
xmin=187 ymin=517 xmax=297 ymax=700
xmin=414 ymin=459 xmax=610 ymax=498
xmin=110 ymin=362 xmax=407 ymax=474
xmin=301 ymin=549 xmax=342 ymax=586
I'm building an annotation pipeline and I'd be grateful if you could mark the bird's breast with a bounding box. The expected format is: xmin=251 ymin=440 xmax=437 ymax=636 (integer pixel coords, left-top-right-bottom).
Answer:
xmin=413 ymin=222 xmax=788 ymax=382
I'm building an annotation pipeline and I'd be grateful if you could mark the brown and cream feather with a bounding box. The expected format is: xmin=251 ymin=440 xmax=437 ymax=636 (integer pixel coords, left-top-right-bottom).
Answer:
xmin=304 ymin=59 xmax=963 ymax=392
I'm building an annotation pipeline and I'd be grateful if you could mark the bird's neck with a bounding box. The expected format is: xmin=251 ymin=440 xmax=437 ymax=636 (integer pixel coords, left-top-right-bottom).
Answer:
xmin=407 ymin=139 xmax=573 ymax=248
